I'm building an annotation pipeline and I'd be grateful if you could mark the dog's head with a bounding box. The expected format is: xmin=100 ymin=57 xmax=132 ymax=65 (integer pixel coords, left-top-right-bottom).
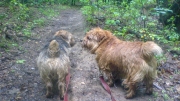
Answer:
xmin=54 ymin=30 xmax=76 ymax=47
xmin=48 ymin=40 xmax=60 ymax=58
xmin=82 ymin=27 xmax=111 ymax=53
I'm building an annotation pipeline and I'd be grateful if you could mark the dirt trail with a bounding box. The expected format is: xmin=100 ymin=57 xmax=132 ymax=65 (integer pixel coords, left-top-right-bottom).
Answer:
xmin=0 ymin=9 xmax=170 ymax=101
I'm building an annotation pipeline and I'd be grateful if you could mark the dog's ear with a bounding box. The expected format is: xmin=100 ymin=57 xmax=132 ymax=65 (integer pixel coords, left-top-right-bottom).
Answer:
xmin=97 ymin=34 xmax=105 ymax=42
xmin=96 ymin=30 xmax=108 ymax=42
xmin=60 ymin=32 xmax=76 ymax=47
xmin=54 ymin=30 xmax=69 ymax=40
xmin=59 ymin=32 xmax=69 ymax=40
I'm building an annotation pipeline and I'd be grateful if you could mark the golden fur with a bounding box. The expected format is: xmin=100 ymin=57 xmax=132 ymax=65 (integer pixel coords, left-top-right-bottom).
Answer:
xmin=54 ymin=30 xmax=75 ymax=47
xmin=82 ymin=27 xmax=162 ymax=98
xmin=37 ymin=30 xmax=75 ymax=99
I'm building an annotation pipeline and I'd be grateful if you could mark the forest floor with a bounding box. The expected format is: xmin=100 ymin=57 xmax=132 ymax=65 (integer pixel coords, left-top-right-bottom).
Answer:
xmin=0 ymin=8 xmax=180 ymax=101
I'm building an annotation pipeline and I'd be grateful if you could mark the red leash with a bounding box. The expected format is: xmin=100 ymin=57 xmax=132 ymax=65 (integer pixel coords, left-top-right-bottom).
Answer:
xmin=64 ymin=70 xmax=70 ymax=101
xmin=99 ymin=76 xmax=116 ymax=101
xmin=63 ymin=71 xmax=116 ymax=101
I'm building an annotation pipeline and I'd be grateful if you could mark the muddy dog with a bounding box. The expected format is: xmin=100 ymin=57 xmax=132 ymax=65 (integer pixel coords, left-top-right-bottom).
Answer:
xmin=82 ymin=27 xmax=163 ymax=98
xmin=37 ymin=30 xmax=75 ymax=99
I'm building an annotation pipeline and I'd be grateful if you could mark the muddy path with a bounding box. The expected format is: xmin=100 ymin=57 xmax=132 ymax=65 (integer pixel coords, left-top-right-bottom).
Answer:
xmin=0 ymin=8 xmax=179 ymax=101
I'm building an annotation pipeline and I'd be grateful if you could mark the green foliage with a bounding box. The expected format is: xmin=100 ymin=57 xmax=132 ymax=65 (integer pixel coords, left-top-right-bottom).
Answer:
xmin=154 ymin=7 xmax=173 ymax=16
xmin=33 ymin=18 xmax=46 ymax=26
xmin=105 ymin=19 xmax=116 ymax=26
xmin=11 ymin=69 xmax=16 ymax=73
xmin=162 ymin=90 xmax=170 ymax=100
xmin=0 ymin=13 xmax=7 ymax=20
xmin=153 ymin=92 xmax=158 ymax=98
xmin=80 ymin=0 xmax=180 ymax=54
xmin=0 ymin=38 xmax=18 ymax=49
xmin=81 ymin=2 xmax=97 ymax=25
xmin=0 ymin=38 xmax=9 ymax=48
xmin=155 ymin=54 xmax=166 ymax=64
xmin=16 ymin=59 xmax=26 ymax=64
xmin=9 ymin=0 xmax=30 ymax=21
xmin=1 ymin=2 xmax=68 ymax=34
xmin=80 ymin=0 xmax=90 ymax=5
xmin=39 ymin=7 xmax=59 ymax=19
xmin=2 ymin=0 xmax=77 ymax=6
xmin=0 ymin=1 xmax=70 ymax=49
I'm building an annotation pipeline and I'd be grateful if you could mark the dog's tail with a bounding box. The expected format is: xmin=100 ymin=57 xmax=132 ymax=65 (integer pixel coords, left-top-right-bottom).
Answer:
xmin=142 ymin=41 xmax=163 ymax=58
xmin=48 ymin=40 xmax=60 ymax=57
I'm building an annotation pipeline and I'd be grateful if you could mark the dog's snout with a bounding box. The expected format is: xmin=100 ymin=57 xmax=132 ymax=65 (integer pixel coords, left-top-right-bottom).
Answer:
xmin=80 ymin=39 xmax=83 ymax=42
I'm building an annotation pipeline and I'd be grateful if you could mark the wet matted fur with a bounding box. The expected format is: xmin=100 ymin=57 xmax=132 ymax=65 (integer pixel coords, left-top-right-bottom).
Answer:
xmin=82 ymin=27 xmax=163 ymax=99
xmin=37 ymin=30 xmax=75 ymax=99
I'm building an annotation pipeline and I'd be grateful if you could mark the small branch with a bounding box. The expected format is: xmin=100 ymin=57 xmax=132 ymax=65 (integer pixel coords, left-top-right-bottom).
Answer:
xmin=153 ymin=82 xmax=163 ymax=90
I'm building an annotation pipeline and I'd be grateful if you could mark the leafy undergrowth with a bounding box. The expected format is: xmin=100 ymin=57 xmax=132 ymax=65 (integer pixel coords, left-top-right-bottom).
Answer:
xmin=81 ymin=0 xmax=180 ymax=55
xmin=0 ymin=3 xmax=70 ymax=50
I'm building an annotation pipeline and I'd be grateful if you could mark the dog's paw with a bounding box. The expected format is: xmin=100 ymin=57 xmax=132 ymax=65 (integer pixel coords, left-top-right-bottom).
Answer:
xmin=46 ymin=92 xmax=53 ymax=98
xmin=121 ymin=82 xmax=129 ymax=90
xmin=145 ymin=88 xmax=153 ymax=95
xmin=60 ymin=96 xmax=64 ymax=100
xmin=122 ymin=80 xmax=129 ymax=90
xmin=125 ymin=90 xmax=135 ymax=99
xmin=122 ymin=85 xmax=129 ymax=90
xmin=107 ymin=81 xmax=114 ymax=87
xmin=125 ymin=93 xmax=134 ymax=99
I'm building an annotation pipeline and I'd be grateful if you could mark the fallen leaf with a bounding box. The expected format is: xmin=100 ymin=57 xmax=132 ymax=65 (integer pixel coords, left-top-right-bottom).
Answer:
xmin=165 ymin=80 xmax=173 ymax=86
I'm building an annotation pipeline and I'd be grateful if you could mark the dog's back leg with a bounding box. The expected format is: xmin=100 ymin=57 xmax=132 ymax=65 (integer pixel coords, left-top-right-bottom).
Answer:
xmin=144 ymin=60 xmax=157 ymax=95
xmin=58 ymin=75 xmax=66 ymax=100
xmin=125 ymin=70 xmax=145 ymax=99
xmin=144 ymin=67 xmax=156 ymax=95
xmin=45 ymin=81 xmax=53 ymax=98
xmin=144 ymin=76 xmax=153 ymax=95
